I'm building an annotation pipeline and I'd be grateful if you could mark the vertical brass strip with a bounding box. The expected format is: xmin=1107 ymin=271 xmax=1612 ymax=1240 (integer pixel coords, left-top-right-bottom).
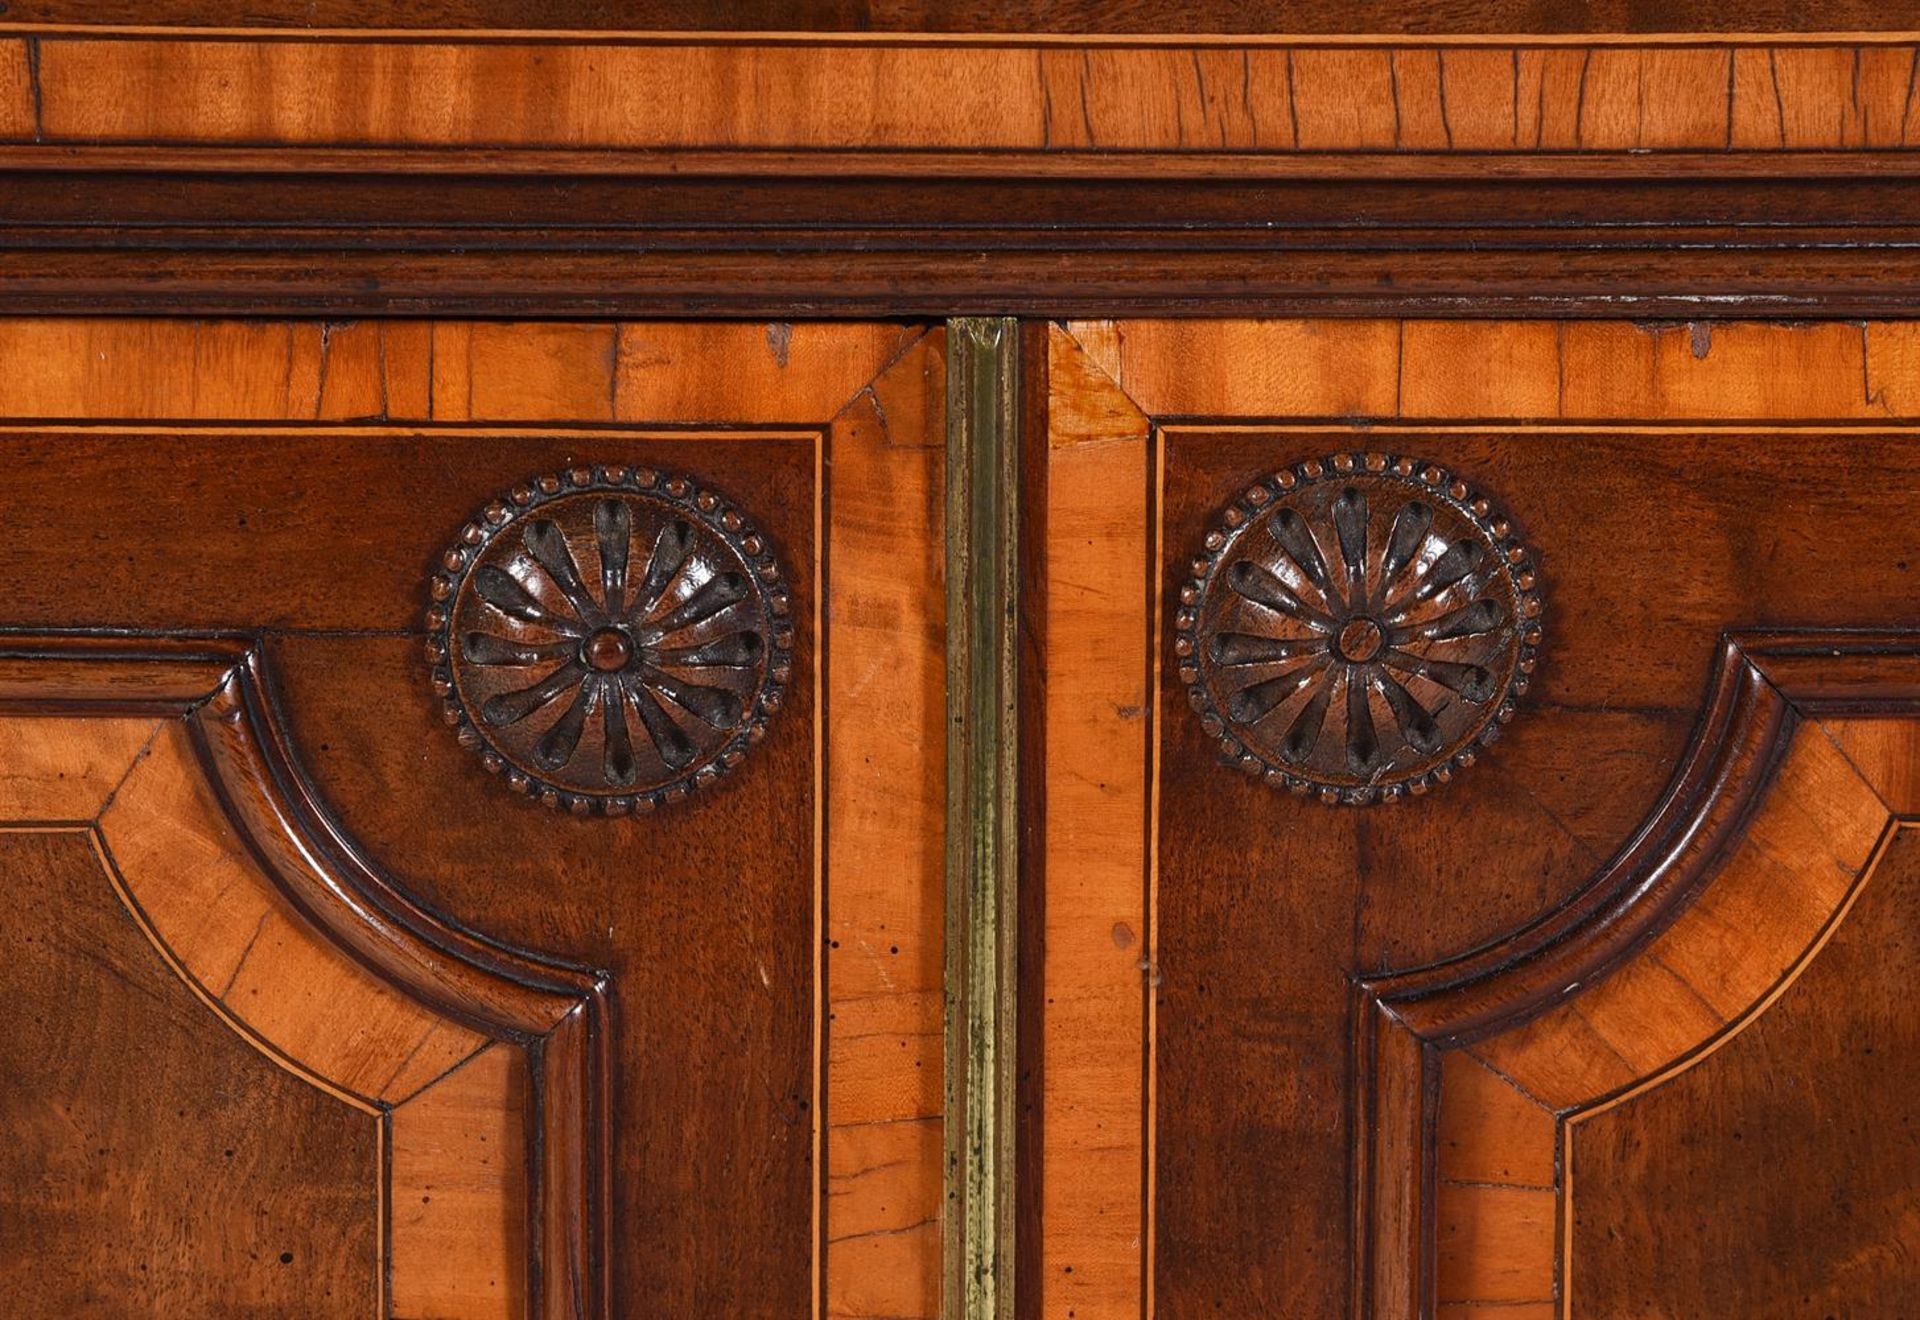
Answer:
xmin=945 ymin=316 xmax=1020 ymax=1320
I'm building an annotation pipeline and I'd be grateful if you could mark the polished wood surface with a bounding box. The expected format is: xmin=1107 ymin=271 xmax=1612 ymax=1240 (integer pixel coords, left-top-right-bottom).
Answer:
xmin=822 ymin=330 xmax=948 ymax=1320
xmin=105 ymin=722 xmax=489 ymax=1104
xmin=0 ymin=692 xmax=563 ymax=1317
xmin=10 ymin=36 xmax=1920 ymax=152
xmin=1034 ymin=324 xmax=1154 ymax=1320
xmin=6 ymin=1 xmax=1920 ymax=32
xmin=0 ymin=825 xmax=379 ymax=1317
xmin=3 ymin=13 xmax=1916 ymax=1316
xmin=1362 ymin=673 xmax=1894 ymax=1315
xmin=9 ymin=37 xmax=1920 ymax=318
xmin=1032 ymin=318 xmax=1920 ymax=1319
xmin=0 ymin=322 xmax=944 ymax=1318
xmin=1572 ymin=826 xmax=1920 ymax=1316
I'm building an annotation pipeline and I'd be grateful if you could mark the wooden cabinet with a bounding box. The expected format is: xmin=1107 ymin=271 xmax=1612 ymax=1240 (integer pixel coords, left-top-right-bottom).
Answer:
xmin=3 ymin=12 xmax=1920 ymax=1320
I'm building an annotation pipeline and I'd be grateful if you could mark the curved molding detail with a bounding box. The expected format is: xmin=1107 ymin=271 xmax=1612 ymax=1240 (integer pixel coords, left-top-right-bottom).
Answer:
xmin=0 ymin=632 xmax=610 ymax=1320
xmin=1352 ymin=630 xmax=1920 ymax=1320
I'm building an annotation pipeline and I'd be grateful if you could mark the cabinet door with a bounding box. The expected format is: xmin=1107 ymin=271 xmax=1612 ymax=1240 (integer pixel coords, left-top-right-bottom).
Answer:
xmin=0 ymin=320 xmax=947 ymax=1318
xmin=1028 ymin=319 xmax=1920 ymax=1319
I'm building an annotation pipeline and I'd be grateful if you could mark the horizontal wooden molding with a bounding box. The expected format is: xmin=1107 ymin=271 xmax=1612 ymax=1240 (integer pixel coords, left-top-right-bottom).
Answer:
xmin=2 ymin=34 xmax=1917 ymax=315
xmin=5 ymin=169 xmax=1920 ymax=317
xmin=16 ymin=27 xmax=1920 ymax=43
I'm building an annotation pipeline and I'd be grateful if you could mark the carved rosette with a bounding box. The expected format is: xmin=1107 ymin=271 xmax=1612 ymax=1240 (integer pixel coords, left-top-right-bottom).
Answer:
xmin=1175 ymin=452 xmax=1542 ymax=804
xmin=426 ymin=466 xmax=792 ymax=816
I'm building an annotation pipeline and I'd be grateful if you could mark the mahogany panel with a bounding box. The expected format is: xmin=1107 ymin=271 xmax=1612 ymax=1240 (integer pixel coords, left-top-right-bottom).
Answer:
xmin=0 ymin=664 xmax=602 ymax=1316
xmin=1156 ymin=429 xmax=1920 ymax=1312
xmin=0 ymin=318 xmax=944 ymax=1317
xmin=1038 ymin=320 xmax=1920 ymax=1320
xmin=1570 ymin=826 xmax=1920 ymax=1317
xmin=0 ymin=429 xmax=814 ymax=632
xmin=1163 ymin=429 xmax=1920 ymax=714
xmin=1353 ymin=638 xmax=1911 ymax=1316
xmin=263 ymin=546 xmax=818 ymax=1313
xmin=0 ymin=828 xmax=379 ymax=1316
xmin=100 ymin=722 xmax=489 ymax=1104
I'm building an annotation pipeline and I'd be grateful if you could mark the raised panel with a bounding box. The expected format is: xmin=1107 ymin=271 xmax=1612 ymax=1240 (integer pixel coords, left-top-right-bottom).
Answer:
xmin=0 ymin=824 xmax=380 ymax=1317
xmin=1569 ymin=827 xmax=1920 ymax=1317
xmin=0 ymin=687 xmax=564 ymax=1318
xmin=0 ymin=319 xmax=945 ymax=1318
xmin=1032 ymin=319 xmax=1920 ymax=1320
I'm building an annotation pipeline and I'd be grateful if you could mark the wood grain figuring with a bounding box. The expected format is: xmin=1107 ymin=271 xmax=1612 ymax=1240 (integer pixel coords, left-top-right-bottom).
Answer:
xmin=0 ymin=320 xmax=370 ymax=419
xmin=0 ymin=430 xmax=815 ymax=632
xmin=1069 ymin=319 xmax=1402 ymax=418
xmin=1571 ymin=825 xmax=1920 ymax=1317
xmin=822 ymin=332 xmax=946 ymax=1320
xmin=1362 ymin=1011 xmax=1429 ymax=1320
xmin=10 ymin=0 xmax=1920 ymax=33
xmin=1079 ymin=319 xmax=1920 ymax=423
xmin=1437 ymin=1052 xmax=1554 ymax=1190
xmin=435 ymin=323 xmax=618 ymax=421
xmin=1353 ymin=638 xmax=1917 ymax=1317
xmin=1048 ymin=321 xmax=1920 ymax=1318
xmin=0 ymin=40 xmax=31 ymax=140
xmin=262 ymin=606 xmax=820 ymax=1309
xmin=0 ymin=646 xmax=605 ymax=1316
xmin=0 ymin=321 xmax=956 ymax=1313
xmin=99 ymin=722 xmax=488 ymax=1104
xmin=617 ymin=323 xmax=923 ymax=424
xmin=390 ymin=1045 xmax=529 ymax=1320
xmin=24 ymin=39 xmax=1920 ymax=152
xmin=1822 ymin=716 xmax=1920 ymax=813
xmin=0 ymin=828 xmax=380 ymax=1316
xmin=0 ymin=319 xmax=923 ymax=424
xmin=1158 ymin=429 xmax=1920 ymax=723
xmin=0 ymin=715 xmax=157 ymax=818
xmin=1435 ymin=1183 xmax=1556 ymax=1305
xmin=1038 ymin=324 xmax=1152 ymax=1320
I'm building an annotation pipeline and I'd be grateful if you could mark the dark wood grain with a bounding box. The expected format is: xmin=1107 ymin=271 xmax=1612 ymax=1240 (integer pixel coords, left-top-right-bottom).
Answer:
xmin=9 ymin=169 xmax=1920 ymax=317
xmin=0 ymin=316 xmax=940 ymax=1316
xmin=1571 ymin=826 xmax=1920 ymax=1317
xmin=7 ymin=33 xmax=1920 ymax=317
xmin=1154 ymin=428 xmax=1920 ymax=1316
xmin=0 ymin=431 xmax=814 ymax=632
xmin=1013 ymin=320 xmax=1050 ymax=1320
xmin=1352 ymin=632 xmax=1872 ymax=1316
xmin=0 ymin=635 xmax=611 ymax=1318
xmin=0 ymin=828 xmax=378 ymax=1317
xmin=262 ymin=529 xmax=816 ymax=1313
